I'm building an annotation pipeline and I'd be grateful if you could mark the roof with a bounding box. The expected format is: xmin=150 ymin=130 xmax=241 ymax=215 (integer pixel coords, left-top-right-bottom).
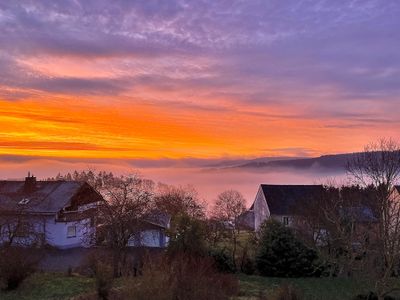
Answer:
xmin=0 ymin=180 xmax=98 ymax=214
xmin=254 ymin=184 xmax=324 ymax=215
xmin=144 ymin=210 xmax=171 ymax=228
xmin=340 ymin=206 xmax=377 ymax=223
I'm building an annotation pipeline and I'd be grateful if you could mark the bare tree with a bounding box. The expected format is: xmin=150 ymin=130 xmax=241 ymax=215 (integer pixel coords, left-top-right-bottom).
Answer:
xmin=212 ymin=190 xmax=247 ymax=271
xmin=347 ymin=138 xmax=400 ymax=299
xmin=155 ymin=184 xmax=206 ymax=220
xmin=94 ymin=174 xmax=155 ymax=277
xmin=0 ymin=208 xmax=45 ymax=290
xmin=296 ymin=184 xmax=376 ymax=277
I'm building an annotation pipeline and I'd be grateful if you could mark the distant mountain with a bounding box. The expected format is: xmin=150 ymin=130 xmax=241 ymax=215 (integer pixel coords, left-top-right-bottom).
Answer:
xmin=228 ymin=153 xmax=356 ymax=171
xmin=204 ymin=156 xmax=302 ymax=168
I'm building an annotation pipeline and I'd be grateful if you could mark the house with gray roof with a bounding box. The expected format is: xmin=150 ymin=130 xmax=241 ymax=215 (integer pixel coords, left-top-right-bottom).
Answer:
xmin=241 ymin=184 xmax=383 ymax=232
xmin=0 ymin=174 xmax=103 ymax=249
xmin=241 ymin=184 xmax=323 ymax=231
xmin=0 ymin=174 xmax=170 ymax=249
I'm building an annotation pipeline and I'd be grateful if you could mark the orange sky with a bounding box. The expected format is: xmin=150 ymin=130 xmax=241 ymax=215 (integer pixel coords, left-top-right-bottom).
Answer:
xmin=0 ymin=95 xmax=396 ymax=160
xmin=1 ymin=1 xmax=400 ymax=164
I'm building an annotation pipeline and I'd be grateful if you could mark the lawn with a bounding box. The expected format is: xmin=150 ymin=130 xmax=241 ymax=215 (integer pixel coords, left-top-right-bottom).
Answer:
xmin=0 ymin=273 xmax=95 ymax=300
xmin=238 ymin=274 xmax=373 ymax=300
xmin=1 ymin=272 xmax=400 ymax=300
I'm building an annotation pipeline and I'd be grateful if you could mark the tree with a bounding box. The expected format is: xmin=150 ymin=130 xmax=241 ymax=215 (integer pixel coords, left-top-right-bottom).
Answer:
xmin=347 ymin=138 xmax=400 ymax=299
xmin=0 ymin=208 xmax=44 ymax=290
xmin=256 ymin=219 xmax=318 ymax=277
xmin=294 ymin=184 xmax=376 ymax=277
xmin=95 ymin=174 xmax=155 ymax=277
xmin=167 ymin=213 xmax=208 ymax=257
xmin=155 ymin=184 xmax=206 ymax=220
xmin=212 ymin=190 xmax=247 ymax=271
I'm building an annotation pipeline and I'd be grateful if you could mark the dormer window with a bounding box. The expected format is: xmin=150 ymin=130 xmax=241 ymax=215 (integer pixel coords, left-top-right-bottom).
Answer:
xmin=18 ymin=198 xmax=30 ymax=205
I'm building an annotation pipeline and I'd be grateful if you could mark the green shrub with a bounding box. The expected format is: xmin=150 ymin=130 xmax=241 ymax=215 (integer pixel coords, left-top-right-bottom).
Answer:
xmin=209 ymin=249 xmax=236 ymax=273
xmin=167 ymin=213 xmax=208 ymax=257
xmin=256 ymin=220 xmax=319 ymax=277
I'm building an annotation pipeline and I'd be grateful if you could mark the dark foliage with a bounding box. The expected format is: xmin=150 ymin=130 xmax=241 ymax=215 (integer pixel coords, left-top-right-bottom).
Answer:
xmin=353 ymin=292 xmax=396 ymax=300
xmin=0 ymin=246 xmax=41 ymax=290
xmin=122 ymin=254 xmax=239 ymax=300
xmin=256 ymin=220 xmax=319 ymax=277
xmin=209 ymin=249 xmax=236 ymax=273
xmin=167 ymin=213 xmax=208 ymax=257
xmin=94 ymin=262 xmax=114 ymax=300
xmin=273 ymin=283 xmax=304 ymax=300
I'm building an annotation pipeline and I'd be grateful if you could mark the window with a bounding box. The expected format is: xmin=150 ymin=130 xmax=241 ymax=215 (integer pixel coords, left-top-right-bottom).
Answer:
xmin=282 ymin=216 xmax=289 ymax=226
xmin=67 ymin=226 xmax=76 ymax=238
xmin=18 ymin=198 xmax=30 ymax=205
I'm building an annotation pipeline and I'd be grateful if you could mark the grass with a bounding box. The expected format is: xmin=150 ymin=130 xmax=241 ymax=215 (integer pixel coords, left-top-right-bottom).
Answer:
xmin=0 ymin=272 xmax=95 ymax=300
xmin=237 ymin=274 xmax=376 ymax=300
xmin=2 ymin=271 xmax=400 ymax=300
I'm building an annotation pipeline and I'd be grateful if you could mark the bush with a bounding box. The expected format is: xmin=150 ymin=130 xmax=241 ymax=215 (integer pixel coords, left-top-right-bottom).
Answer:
xmin=352 ymin=292 xmax=396 ymax=300
xmin=209 ymin=249 xmax=236 ymax=273
xmin=122 ymin=254 xmax=239 ymax=300
xmin=167 ymin=213 xmax=208 ymax=257
xmin=273 ymin=283 xmax=304 ymax=300
xmin=0 ymin=246 xmax=41 ymax=290
xmin=256 ymin=220 xmax=319 ymax=277
xmin=94 ymin=262 xmax=114 ymax=300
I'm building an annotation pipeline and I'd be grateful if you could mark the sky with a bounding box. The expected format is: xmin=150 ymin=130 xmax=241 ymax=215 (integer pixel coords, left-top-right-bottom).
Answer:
xmin=0 ymin=1 xmax=400 ymax=198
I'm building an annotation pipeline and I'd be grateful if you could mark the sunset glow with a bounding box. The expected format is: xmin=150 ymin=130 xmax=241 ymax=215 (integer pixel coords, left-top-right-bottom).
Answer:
xmin=0 ymin=1 xmax=399 ymax=170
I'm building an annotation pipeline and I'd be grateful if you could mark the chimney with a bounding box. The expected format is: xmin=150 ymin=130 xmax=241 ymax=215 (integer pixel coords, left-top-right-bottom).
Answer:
xmin=24 ymin=172 xmax=37 ymax=193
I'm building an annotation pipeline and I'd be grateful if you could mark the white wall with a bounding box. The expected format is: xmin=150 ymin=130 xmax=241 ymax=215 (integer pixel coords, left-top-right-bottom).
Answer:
xmin=253 ymin=186 xmax=271 ymax=231
xmin=45 ymin=217 xmax=92 ymax=249
xmin=128 ymin=229 xmax=167 ymax=248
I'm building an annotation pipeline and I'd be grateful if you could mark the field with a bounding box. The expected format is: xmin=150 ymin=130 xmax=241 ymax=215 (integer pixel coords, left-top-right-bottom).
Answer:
xmin=237 ymin=274 xmax=374 ymax=299
xmin=1 ymin=272 xmax=399 ymax=300
xmin=0 ymin=273 xmax=94 ymax=300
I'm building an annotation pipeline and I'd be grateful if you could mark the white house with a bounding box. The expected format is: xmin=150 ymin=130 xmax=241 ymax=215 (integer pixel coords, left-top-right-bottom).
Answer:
xmin=0 ymin=175 xmax=103 ymax=249
xmin=0 ymin=175 xmax=169 ymax=249
xmin=240 ymin=184 xmax=323 ymax=231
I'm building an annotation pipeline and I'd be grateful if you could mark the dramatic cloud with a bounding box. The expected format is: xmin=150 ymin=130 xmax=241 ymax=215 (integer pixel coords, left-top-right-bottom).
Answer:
xmin=0 ymin=0 xmax=399 ymax=163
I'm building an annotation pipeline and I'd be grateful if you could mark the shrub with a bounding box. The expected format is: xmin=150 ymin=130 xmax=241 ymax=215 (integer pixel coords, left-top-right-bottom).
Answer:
xmin=256 ymin=220 xmax=319 ymax=277
xmin=240 ymin=255 xmax=256 ymax=275
xmin=122 ymin=254 xmax=239 ymax=300
xmin=79 ymin=250 xmax=112 ymax=277
xmin=0 ymin=246 xmax=41 ymax=290
xmin=209 ymin=249 xmax=236 ymax=273
xmin=167 ymin=213 xmax=208 ymax=257
xmin=352 ymin=292 xmax=396 ymax=300
xmin=94 ymin=262 xmax=114 ymax=300
xmin=273 ymin=283 xmax=304 ymax=300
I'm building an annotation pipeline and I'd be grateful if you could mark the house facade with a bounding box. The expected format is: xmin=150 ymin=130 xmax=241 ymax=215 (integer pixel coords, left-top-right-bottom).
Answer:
xmin=0 ymin=175 xmax=103 ymax=249
xmin=241 ymin=184 xmax=323 ymax=231
xmin=0 ymin=175 xmax=169 ymax=249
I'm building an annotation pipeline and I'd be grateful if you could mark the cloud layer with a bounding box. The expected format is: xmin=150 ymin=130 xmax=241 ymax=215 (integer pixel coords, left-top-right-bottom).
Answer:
xmin=0 ymin=0 xmax=400 ymax=160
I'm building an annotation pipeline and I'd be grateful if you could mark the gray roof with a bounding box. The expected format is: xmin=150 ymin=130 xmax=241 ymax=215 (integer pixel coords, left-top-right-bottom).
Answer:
xmin=254 ymin=184 xmax=324 ymax=215
xmin=0 ymin=180 xmax=87 ymax=214
xmin=144 ymin=210 xmax=171 ymax=228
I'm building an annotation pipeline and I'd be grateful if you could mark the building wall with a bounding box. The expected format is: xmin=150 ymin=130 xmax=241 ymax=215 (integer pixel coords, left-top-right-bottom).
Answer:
xmin=128 ymin=229 xmax=168 ymax=248
xmin=45 ymin=217 xmax=92 ymax=249
xmin=253 ymin=186 xmax=271 ymax=231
